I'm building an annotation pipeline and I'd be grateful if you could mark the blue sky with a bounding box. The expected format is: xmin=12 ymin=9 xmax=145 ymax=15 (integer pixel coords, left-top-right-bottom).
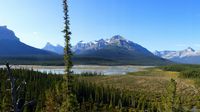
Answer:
xmin=0 ymin=0 xmax=200 ymax=51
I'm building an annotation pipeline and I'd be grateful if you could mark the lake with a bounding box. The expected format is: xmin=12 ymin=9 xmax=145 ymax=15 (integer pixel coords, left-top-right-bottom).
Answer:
xmin=0 ymin=65 xmax=153 ymax=75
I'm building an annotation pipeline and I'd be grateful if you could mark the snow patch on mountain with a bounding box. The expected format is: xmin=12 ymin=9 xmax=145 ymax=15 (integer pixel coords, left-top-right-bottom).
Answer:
xmin=43 ymin=35 xmax=152 ymax=56
xmin=72 ymin=35 xmax=146 ymax=53
xmin=154 ymin=47 xmax=200 ymax=59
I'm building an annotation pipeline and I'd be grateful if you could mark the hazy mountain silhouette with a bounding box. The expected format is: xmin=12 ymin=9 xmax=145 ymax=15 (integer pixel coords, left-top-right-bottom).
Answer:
xmin=43 ymin=42 xmax=64 ymax=54
xmin=0 ymin=26 xmax=58 ymax=57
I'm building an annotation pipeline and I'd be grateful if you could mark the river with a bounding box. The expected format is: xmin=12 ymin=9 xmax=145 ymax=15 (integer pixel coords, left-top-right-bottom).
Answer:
xmin=0 ymin=65 xmax=153 ymax=75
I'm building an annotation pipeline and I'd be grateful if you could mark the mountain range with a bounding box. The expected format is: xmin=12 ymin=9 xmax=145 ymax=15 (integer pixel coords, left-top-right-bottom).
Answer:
xmin=43 ymin=35 xmax=171 ymax=65
xmin=0 ymin=25 xmax=172 ymax=65
xmin=154 ymin=47 xmax=200 ymax=64
xmin=44 ymin=37 xmax=200 ymax=65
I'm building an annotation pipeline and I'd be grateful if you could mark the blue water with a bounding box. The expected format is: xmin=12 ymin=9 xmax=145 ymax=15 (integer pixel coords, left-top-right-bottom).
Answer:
xmin=34 ymin=65 xmax=152 ymax=75
xmin=0 ymin=65 xmax=152 ymax=75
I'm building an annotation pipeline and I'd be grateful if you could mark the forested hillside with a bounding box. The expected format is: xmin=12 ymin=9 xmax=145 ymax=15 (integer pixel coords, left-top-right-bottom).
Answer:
xmin=1 ymin=66 xmax=200 ymax=111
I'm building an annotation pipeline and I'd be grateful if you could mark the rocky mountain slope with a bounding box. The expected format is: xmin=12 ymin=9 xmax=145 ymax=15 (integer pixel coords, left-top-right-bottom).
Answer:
xmin=72 ymin=35 xmax=172 ymax=65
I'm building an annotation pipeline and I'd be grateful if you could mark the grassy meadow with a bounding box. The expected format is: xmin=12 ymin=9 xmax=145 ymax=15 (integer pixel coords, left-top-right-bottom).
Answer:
xmin=76 ymin=65 xmax=200 ymax=111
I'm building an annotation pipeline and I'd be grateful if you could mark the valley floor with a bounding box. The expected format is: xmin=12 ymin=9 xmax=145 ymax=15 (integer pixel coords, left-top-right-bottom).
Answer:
xmin=77 ymin=67 xmax=200 ymax=111
xmin=78 ymin=68 xmax=197 ymax=92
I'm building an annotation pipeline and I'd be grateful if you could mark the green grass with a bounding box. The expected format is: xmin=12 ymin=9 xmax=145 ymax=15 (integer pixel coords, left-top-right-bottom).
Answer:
xmin=77 ymin=67 xmax=200 ymax=110
xmin=77 ymin=68 xmax=179 ymax=92
xmin=159 ymin=64 xmax=200 ymax=86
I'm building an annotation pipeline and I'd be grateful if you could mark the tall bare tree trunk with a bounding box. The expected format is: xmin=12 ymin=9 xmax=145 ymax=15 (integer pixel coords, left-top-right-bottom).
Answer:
xmin=6 ymin=63 xmax=17 ymax=112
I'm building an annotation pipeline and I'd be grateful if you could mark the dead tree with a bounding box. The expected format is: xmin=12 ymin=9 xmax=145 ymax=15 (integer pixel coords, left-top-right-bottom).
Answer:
xmin=6 ymin=63 xmax=35 ymax=112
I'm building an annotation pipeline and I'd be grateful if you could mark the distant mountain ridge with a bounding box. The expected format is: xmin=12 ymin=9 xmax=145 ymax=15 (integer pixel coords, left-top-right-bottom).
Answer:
xmin=43 ymin=42 xmax=64 ymax=54
xmin=154 ymin=47 xmax=200 ymax=64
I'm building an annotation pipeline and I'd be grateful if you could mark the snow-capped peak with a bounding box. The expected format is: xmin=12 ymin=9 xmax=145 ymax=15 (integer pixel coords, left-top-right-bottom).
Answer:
xmin=78 ymin=40 xmax=86 ymax=44
xmin=184 ymin=47 xmax=195 ymax=52
xmin=73 ymin=35 xmax=129 ymax=51
xmin=111 ymin=35 xmax=126 ymax=40
xmin=46 ymin=42 xmax=53 ymax=46
xmin=72 ymin=35 xmax=150 ymax=54
xmin=154 ymin=47 xmax=200 ymax=59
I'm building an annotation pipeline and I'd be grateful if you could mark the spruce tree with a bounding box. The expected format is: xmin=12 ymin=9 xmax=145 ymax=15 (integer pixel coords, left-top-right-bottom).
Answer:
xmin=63 ymin=0 xmax=73 ymax=75
xmin=62 ymin=0 xmax=78 ymax=111
xmin=63 ymin=0 xmax=73 ymax=94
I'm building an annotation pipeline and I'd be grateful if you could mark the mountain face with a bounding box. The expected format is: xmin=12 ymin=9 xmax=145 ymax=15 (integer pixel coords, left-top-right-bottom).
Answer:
xmin=0 ymin=26 xmax=58 ymax=57
xmin=73 ymin=35 xmax=153 ymax=55
xmin=154 ymin=47 xmax=200 ymax=64
xmin=0 ymin=26 xmax=20 ymax=41
xmin=71 ymin=35 xmax=171 ymax=65
xmin=43 ymin=42 xmax=64 ymax=54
